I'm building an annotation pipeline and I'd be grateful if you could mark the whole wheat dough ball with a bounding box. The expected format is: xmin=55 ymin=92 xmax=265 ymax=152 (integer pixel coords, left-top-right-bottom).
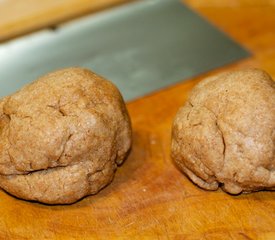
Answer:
xmin=0 ymin=67 xmax=131 ymax=204
xmin=171 ymin=69 xmax=275 ymax=194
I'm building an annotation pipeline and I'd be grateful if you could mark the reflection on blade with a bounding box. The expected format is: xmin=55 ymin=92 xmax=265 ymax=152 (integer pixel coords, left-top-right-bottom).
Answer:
xmin=0 ymin=0 xmax=249 ymax=101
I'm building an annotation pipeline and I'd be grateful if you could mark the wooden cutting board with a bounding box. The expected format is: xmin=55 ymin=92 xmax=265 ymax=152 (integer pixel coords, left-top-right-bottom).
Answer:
xmin=0 ymin=0 xmax=274 ymax=239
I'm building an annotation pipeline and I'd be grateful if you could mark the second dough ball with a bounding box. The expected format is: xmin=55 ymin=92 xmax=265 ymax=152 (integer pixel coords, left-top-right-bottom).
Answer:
xmin=0 ymin=67 xmax=132 ymax=204
xmin=171 ymin=69 xmax=275 ymax=194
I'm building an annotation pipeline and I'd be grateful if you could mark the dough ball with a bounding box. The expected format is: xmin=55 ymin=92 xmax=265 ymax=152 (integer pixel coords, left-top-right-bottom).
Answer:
xmin=0 ymin=67 xmax=132 ymax=204
xmin=171 ymin=69 xmax=275 ymax=194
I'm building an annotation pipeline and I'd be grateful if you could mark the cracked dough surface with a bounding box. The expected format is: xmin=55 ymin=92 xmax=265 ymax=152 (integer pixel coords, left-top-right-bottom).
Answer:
xmin=171 ymin=69 xmax=275 ymax=194
xmin=0 ymin=67 xmax=132 ymax=204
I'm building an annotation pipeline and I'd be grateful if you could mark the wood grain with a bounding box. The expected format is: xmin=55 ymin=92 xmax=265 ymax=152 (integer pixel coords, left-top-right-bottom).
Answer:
xmin=0 ymin=0 xmax=274 ymax=239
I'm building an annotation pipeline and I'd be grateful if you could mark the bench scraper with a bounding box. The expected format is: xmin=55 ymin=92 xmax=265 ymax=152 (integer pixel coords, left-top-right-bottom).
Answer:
xmin=0 ymin=0 xmax=249 ymax=101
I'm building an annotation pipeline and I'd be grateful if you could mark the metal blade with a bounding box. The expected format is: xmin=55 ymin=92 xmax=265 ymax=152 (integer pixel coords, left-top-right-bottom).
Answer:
xmin=0 ymin=0 xmax=249 ymax=101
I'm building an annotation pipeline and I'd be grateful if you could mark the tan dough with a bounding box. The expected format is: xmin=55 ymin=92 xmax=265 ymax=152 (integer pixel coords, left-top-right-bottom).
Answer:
xmin=0 ymin=67 xmax=132 ymax=204
xmin=171 ymin=69 xmax=275 ymax=194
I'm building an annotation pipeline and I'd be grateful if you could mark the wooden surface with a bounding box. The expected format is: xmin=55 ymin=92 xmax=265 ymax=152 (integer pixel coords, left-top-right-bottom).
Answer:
xmin=0 ymin=0 xmax=135 ymax=42
xmin=0 ymin=0 xmax=275 ymax=239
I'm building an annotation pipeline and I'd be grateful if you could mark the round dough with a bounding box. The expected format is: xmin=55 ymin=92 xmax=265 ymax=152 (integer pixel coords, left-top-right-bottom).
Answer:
xmin=171 ymin=69 xmax=275 ymax=194
xmin=0 ymin=67 xmax=132 ymax=204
